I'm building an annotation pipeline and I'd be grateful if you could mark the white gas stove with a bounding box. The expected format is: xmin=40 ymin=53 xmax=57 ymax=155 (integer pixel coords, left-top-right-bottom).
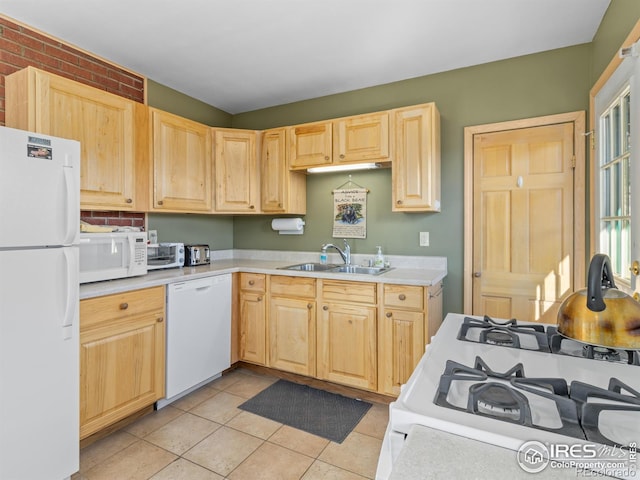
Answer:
xmin=377 ymin=313 xmax=640 ymax=479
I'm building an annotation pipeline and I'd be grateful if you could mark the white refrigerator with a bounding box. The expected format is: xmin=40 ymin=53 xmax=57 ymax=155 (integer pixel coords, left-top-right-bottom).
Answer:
xmin=0 ymin=126 xmax=80 ymax=479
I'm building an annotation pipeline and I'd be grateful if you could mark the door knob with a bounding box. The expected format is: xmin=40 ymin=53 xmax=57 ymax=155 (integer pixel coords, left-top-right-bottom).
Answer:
xmin=630 ymin=261 xmax=640 ymax=276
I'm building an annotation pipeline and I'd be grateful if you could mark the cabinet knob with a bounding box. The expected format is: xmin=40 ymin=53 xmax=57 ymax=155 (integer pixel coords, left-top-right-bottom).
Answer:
xmin=307 ymin=303 xmax=313 ymax=309
xmin=396 ymin=200 xmax=403 ymax=205
xmin=249 ymin=205 xmax=255 ymax=209
xmin=248 ymin=280 xmax=255 ymax=285
xmin=125 ymin=198 xmax=133 ymax=204
xmin=157 ymin=317 xmax=164 ymax=323
xmin=323 ymin=305 xmax=329 ymax=311
xmin=157 ymin=200 xmax=164 ymax=206
xmin=339 ymin=154 xmax=345 ymax=159
xmin=398 ymin=294 xmax=406 ymax=301
xmin=386 ymin=312 xmax=392 ymax=318
xmin=324 ymin=156 xmax=330 ymax=161
xmin=258 ymin=296 xmax=263 ymax=301
xmin=119 ymin=302 xmax=129 ymax=310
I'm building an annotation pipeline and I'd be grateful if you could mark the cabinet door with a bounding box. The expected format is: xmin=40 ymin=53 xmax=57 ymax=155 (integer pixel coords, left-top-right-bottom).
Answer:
xmin=378 ymin=309 xmax=425 ymax=396
xmin=239 ymin=292 xmax=266 ymax=365
xmin=392 ymin=103 xmax=441 ymax=212
xmin=288 ymin=121 xmax=332 ymax=169
xmin=269 ymin=296 xmax=316 ymax=376
xmin=261 ymin=128 xmax=307 ymax=214
xmin=214 ymin=128 xmax=259 ymax=213
xmin=261 ymin=128 xmax=287 ymax=212
xmin=333 ymin=112 xmax=390 ymax=164
xmin=151 ymin=108 xmax=213 ymax=212
xmin=317 ymin=302 xmax=377 ymax=391
xmin=6 ymin=67 xmax=138 ymax=210
xmin=80 ymin=313 xmax=165 ymax=439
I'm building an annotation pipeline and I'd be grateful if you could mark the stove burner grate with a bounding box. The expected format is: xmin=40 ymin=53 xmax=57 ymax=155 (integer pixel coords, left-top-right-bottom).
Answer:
xmin=458 ymin=316 xmax=550 ymax=352
xmin=435 ymin=356 xmax=588 ymax=441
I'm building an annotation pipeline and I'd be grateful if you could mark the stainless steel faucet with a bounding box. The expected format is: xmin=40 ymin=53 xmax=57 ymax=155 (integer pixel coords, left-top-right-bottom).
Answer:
xmin=321 ymin=239 xmax=351 ymax=265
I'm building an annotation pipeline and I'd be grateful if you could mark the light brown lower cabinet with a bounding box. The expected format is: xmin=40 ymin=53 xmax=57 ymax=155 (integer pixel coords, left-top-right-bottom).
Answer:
xmin=268 ymin=276 xmax=316 ymax=376
xmin=317 ymin=281 xmax=378 ymax=391
xmin=237 ymin=275 xmax=443 ymax=396
xmin=239 ymin=273 xmax=267 ymax=365
xmin=378 ymin=282 xmax=444 ymax=395
xmin=79 ymin=286 xmax=165 ymax=439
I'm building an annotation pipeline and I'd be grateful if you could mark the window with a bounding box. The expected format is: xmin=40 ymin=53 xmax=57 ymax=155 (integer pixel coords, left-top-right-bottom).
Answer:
xmin=598 ymin=87 xmax=631 ymax=283
xmin=594 ymin=41 xmax=640 ymax=291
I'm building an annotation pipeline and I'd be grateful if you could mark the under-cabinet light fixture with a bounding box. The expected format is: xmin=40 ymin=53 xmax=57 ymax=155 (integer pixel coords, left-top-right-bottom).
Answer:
xmin=306 ymin=163 xmax=381 ymax=174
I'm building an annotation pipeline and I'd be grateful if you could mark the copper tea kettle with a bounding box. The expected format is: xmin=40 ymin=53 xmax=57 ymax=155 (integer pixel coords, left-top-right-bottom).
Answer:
xmin=557 ymin=254 xmax=640 ymax=349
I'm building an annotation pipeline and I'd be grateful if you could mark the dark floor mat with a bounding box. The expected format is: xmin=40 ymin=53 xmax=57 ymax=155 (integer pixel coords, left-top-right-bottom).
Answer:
xmin=238 ymin=379 xmax=372 ymax=443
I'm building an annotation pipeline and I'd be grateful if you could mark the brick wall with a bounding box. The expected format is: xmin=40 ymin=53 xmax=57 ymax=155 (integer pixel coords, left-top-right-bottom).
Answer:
xmin=0 ymin=15 xmax=145 ymax=126
xmin=1 ymin=16 xmax=147 ymax=228
xmin=81 ymin=211 xmax=145 ymax=229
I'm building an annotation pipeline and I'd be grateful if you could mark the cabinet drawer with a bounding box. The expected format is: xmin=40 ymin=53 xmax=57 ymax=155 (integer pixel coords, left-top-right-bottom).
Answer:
xmin=270 ymin=275 xmax=316 ymax=298
xmin=322 ymin=280 xmax=376 ymax=304
xmin=383 ymin=284 xmax=424 ymax=310
xmin=240 ymin=273 xmax=266 ymax=292
xmin=80 ymin=286 xmax=165 ymax=330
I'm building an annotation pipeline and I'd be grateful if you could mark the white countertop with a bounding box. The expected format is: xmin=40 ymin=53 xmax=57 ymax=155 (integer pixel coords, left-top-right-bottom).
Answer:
xmin=80 ymin=249 xmax=447 ymax=299
xmin=390 ymin=425 xmax=578 ymax=479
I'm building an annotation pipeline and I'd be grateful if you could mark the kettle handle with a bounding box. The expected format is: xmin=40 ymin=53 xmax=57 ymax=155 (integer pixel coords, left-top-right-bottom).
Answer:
xmin=587 ymin=254 xmax=617 ymax=312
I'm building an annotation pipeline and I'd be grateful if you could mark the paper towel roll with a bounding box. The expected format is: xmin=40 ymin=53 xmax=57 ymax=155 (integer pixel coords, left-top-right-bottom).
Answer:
xmin=271 ymin=218 xmax=305 ymax=234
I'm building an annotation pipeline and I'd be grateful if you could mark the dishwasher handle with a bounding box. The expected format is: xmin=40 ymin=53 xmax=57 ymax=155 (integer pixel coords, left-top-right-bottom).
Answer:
xmin=170 ymin=275 xmax=228 ymax=293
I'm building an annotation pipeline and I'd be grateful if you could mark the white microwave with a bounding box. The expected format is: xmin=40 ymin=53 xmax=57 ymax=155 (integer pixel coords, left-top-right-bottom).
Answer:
xmin=79 ymin=232 xmax=148 ymax=284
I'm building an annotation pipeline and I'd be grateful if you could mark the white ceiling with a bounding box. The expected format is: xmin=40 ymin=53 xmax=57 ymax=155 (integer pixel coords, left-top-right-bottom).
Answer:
xmin=1 ymin=0 xmax=611 ymax=114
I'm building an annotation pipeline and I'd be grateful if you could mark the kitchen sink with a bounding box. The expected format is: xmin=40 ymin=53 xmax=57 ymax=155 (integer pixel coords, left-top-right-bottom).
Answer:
xmin=332 ymin=265 xmax=392 ymax=275
xmin=280 ymin=262 xmax=340 ymax=272
xmin=280 ymin=263 xmax=392 ymax=275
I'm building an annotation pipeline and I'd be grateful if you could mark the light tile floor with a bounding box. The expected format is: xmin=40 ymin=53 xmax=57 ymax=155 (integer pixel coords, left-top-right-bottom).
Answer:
xmin=73 ymin=369 xmax=389 ymax=480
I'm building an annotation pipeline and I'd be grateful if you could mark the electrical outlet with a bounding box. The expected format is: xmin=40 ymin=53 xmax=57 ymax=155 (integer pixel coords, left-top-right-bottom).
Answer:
xmin=419 ymin=231 xmax=429 ymax=247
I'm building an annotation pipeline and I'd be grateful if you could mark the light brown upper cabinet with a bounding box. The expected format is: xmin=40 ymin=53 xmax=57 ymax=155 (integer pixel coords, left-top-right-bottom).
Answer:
xmin=150 ymin=108 xmax=213 ymax=213
xmin=392 ymin=103 xmax=441 ymax=212
xmin=5 ymin=66 xmax=146 ymax=211
xmin=213 ymin=128 xmax=260 ymax=213
xmin=261 ymin=128 xmax=306 ymax=214
xmin=288 ymin=120 xmax=333 ymax=169
xmin=333 ymin=112 xmax=390 ymax=164
xmin=288 ymin=112 xmax=391 ymax=170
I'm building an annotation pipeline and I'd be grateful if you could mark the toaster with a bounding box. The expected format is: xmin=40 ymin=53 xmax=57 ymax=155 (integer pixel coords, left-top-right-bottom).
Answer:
xmin=184 ymin=244 xmax=210 ymax=266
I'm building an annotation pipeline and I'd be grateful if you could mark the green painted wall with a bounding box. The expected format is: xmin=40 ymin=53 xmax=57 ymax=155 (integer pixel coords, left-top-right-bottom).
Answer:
xmin=146 ymin=79 xmax=232 ymax=127
xmin=591 ymin=0 xmax=640 ymax=82
xmin=146 ymin=213 xmax=234 ymax=249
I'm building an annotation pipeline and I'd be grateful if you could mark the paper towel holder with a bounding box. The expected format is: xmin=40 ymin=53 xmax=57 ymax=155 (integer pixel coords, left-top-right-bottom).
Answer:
xmin=271 ymin=217 xmax=305 ymax=235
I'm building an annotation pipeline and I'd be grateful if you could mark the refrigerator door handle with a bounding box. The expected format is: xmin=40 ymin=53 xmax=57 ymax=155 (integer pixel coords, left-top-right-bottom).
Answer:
xmin=63 ymin=156 xmax=79 ymax=246
xmin=62 ymin=248 xmax=78 ymax=340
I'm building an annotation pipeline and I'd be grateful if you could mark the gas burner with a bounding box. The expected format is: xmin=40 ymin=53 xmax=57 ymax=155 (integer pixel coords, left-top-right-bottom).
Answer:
xmin=548 ymin=327 xmax=640 ymax=366
xmin=457 ymin=316 xmax=550 ymax=352
xmin=483 ymin=330 xmax=516 ymax=346
xmin=471 ymin=382 xmax=527 ymax=421
xmin=587 ymin=345 xmax=621 ymax=362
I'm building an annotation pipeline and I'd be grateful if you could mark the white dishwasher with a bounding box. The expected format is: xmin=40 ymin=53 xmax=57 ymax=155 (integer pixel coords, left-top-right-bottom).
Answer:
xmin=157 ymin=274 xmax=231 ymax=408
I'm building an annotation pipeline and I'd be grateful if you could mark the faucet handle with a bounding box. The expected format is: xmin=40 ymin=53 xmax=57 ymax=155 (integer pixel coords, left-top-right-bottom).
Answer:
xmin=343 ymin=239 xmax=350 ymax=250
